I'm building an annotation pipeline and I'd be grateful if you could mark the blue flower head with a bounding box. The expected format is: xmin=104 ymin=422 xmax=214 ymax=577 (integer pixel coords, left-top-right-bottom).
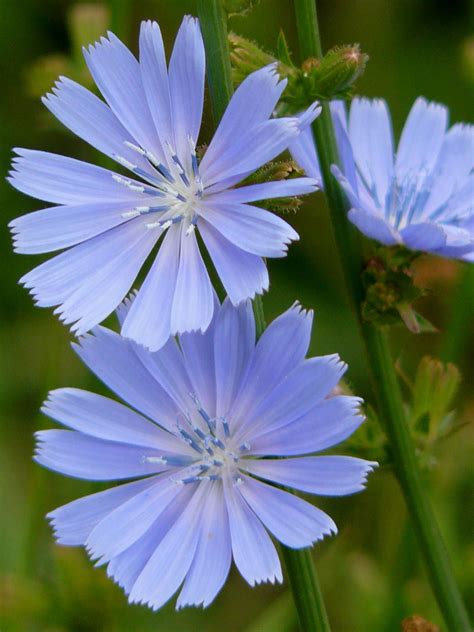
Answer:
xmin=9 ymin=17 xmax=320 ymax=350
xmin=290 ymin=97 xmax=473 ymax=260
xmin=36 ymin=298 xmax=376 ymax=610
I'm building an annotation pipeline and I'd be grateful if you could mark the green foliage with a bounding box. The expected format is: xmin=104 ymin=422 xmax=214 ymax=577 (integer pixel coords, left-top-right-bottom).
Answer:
xmin=361 ymin=247 xmax=436 ymax=333
xmin=229 ymin=31 xmax=368 ymax=110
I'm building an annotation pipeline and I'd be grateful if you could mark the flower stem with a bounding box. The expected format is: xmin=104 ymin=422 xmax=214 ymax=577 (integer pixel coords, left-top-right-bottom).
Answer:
xmin=293 ymin=1 xmax=471 ymax=629
xmin=197 ymin=2 xmax=332 ymax=629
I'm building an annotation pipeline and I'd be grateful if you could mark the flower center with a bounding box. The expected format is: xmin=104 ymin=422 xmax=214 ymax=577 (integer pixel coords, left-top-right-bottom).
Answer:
xmin=383 ymin=167 xmax=432 ymax=229
xmin=112 ymin=137 xmax=204 ymax=235
xmin=147 ymin=396 xmax=250 ymax=485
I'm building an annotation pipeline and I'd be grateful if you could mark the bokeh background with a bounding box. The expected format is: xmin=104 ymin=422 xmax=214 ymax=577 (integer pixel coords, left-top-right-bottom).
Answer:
xmin=0 ymin=1 xmax=473 ymax=630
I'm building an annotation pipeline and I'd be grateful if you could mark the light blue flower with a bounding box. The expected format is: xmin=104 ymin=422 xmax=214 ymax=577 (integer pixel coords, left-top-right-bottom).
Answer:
xmin=290 ymin=97 xmax=473 ymax=260
xmin=9 ymin=17 xmax=320 ymax=350
xmin=36 ymin=298 xmax=376 ymax=611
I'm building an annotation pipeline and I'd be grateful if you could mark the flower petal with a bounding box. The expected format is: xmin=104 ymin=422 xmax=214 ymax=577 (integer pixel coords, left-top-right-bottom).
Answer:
xmin=200 ymin=118 xmax=301 ymax=188
xmin=230 ymin=304 xmax=313 ymax=432
xmin=200 ymin=202 xmax=299 ymax=257
xmin=206 ymin=177 xmax=318 ymax=205
xmin=348 ymin=98 xmax=394 ymax=203
xmin=42 ymin=77 xmax=153 ymax=171
xmin=245 ymin=456 xmax=377 ymax=496
xmin=168 ymin=16 xmax=205 ymax=159
xmin=179 ymin=294 xmax=220 ymax=416
xmin=348 ymin=207 xmax=401 ymax=245
xmin=34 ymin=430 xmax=168 ymax=480
xmin=121 ymin=224 xmax=180 ymax=351
xmin=139 ymin=20 xmax=174 ymax=152
xmin=42 ymin=388 xmax=185 ymax=453
xmin=74 ymin=326 xmax=179 ymax=431
xmin=23 ymin=220 xmax=157 ymax=335
xmin=106 ymin=485 xmax=194 ymax=595
xmin=177 ymin=483 xmax=232 ymax=608
xmin=214 ymin=298 xmax=255 ymax=418
xmin=396 ymin=97 xmax=448 ymax=178
xmin=201 ymin=64 xmax=286 ymax=175
xmin=129 ymin=482 xmax=208 ymax=610
xmin=400 ymin=222 xmax=447 ymax=251
xmin=8 ymin=149 xmax=147 ymax=205
xmin=199 ymin=220 xmax=269 ymax=304
xmin=170 ymin=227 xmax=214 ymax=335
xmin=289 ymin=123 xmax=321 ymax=181
xmin=223 ymin=477 xmax=282 ymax=586
xmin=238 ymin=475 xmax=336 ymax=548
xmin=86 ymin=474 xmax=182 ymax=563
xmin=47 ymin=476 xmax=160 ymax=546
xmin=239 ymin=355 xmax=347 ymax=442
xmin=248 ymin=396 xmax=365 ymax=456
xmin=83 ymin=31 xmax=161 ymax=156
xmin=10 ymin=201 xmax=138 ymax=254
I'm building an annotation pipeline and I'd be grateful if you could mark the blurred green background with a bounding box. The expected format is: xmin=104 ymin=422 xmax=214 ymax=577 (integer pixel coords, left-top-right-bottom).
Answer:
xmin=0 ymin=1 xmax=473 ymax=630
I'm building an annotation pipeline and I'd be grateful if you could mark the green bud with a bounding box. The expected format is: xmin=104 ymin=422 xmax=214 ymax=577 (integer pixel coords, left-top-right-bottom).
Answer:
xmin=228 ymin=33 xmax=278 ymax=86
xmin=311 ymin=44 xmax=368 ymax=98
xmin=411 ymin=357 xmax=461 ymax=435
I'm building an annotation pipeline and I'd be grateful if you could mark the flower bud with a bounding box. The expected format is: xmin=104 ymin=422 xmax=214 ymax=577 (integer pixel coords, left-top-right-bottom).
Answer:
xmin=307 ymin=44 xmax=368 ymax=99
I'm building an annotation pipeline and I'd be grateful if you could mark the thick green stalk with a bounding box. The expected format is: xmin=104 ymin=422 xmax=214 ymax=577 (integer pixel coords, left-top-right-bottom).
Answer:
xmin=294 ymin=1 xmax=471 ymax=630
xmin=197 ymin=2 xmax=332 ymax=630
xmin=281 ymin=547 xmax=331 ymax=632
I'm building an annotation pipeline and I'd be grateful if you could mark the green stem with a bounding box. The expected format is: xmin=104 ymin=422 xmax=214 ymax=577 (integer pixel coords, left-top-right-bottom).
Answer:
xmin=281 ymin=547 xmax=331 ymax=632
xmin=294 ymin=1 xmax=471 ymax=630
xmin=197 ymin=2 xmax=332 ymax=630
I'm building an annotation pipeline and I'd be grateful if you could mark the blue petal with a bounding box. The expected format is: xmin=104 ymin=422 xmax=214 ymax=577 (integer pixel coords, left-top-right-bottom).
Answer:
xmin=199 ymin=220 xmax=269 ymax=304
xmin=139 ymin=21 xmax=174 ymax=155
xmin=86 ymin=474 xmax=182 ymax=563
xmin=206 ymin=177 xmax=319 ymax=204
xmin=42 ymin=388 xmax=185 ymax=453
xmin=230 ymin=304 xmax=312 ymax=435
xmin=170 ymin=227 xmax=214 ymax=335
xmin=133 ymin=338 xmax=194 ymax=414
xmin=289 ymin=121 xmax=321 ymax=180
xmin=200 ymin=118 xmax=301 ymax=188
xmin=107 ymin=485 xmax=194 ymax=594
xmin=121 ymin=224 xmax=180 ymax=351
xmin=35 ymin=429 xmax=168 ymax=480
xmin=400 ymin=222 xmax=446 ymax=251
xmin=179 ymin=294 xmax=220 ymax=417
xmin=177 ymin=483 xmax=232 ymax=608
xmin=47 ymin=476 xmax=160 ymax=545
xmin=83 ymin=31 xmax=161 ymax=156
xmin=396 ymin=97 xmax=448 ymax=178
xmin=21 ymin=220 xmax=158 ymax=335
xmin=214 ymin=298 xmax=255 ymax=418
xmin=129 ymin=482 xmax=208 ymax=610
xmin=348 ymin=98 xmax=394 ymax=204
xmin=42 ymin=77 xmax=153 ymax=172
xmin=168 ymin=16 xmax=205 ymax=159
xmin=248 ymin=396 xmax=365 ymax=456
xmin=245 ymin=456 xmax=377 ymax=496
xmin=424 ymin=124 xmax=474 ymax=218
xmin=239 ymin=354 xmax=347 ymax=442
xmin=201 ymin=64 xmax=286 ymax=176
xmin=238 ymin=475 xmax=337 ymax=548
xmin=200 ymin=202 xmax=299 ymax=258
xmin=10 ymin=201 xmax=139 ymax=254
xmin=348 ymin=208 xmax=401 ymax=245
xmin=223 ymin=477 xmax=282 ymax=586
xmin=74 ymin=327 xmax=179 ymax=431
xmin=9 ymin=149 xmax=147 ymax=205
